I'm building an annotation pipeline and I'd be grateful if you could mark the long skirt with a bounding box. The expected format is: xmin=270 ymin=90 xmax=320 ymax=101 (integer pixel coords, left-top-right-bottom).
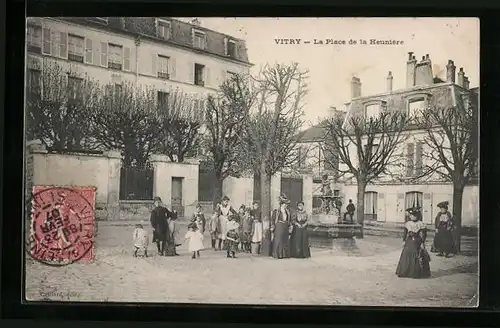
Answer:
xmin=272 ymin=222 xmax=290 ymax=259
xmin=396 ymin=237 xmax=431 ymax=279
xmin=260 ymin=230 xmax=273 ymax=257
xmin=290 ymin=226 xmax=311 ymax=258
xmin=217 ymin=216 xmax=229 ymax=240
xmin=224 ymin=230 xmax=239 ymax=253
xmin=433 ymin=227 xmax=456 ymax=255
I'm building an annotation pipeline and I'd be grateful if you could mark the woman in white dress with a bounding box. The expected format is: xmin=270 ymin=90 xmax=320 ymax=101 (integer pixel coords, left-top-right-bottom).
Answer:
xmin=215 ymin=196 xmax=237 ymax=251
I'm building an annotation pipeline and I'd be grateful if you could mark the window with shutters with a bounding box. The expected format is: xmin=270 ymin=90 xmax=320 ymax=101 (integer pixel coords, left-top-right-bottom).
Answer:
xmin=364 ymin=191 xmax=378 ymax=221
xmin=157 ymin=19 xmax=171 ymax=40
xmin=27 ymin=69 xmax=42 ymax=101
xmin=157 ymin=91 xmax=169 ymax=115
xmin=68 ymin=34 xmax=85 ymax=63
xmin=157 ymin=55 xmax=170 ymax=79
xmin=42 ymin=28 xmax=51 ymax=54
xmin=194 ymin=63 xmax=205 ymax=86
xmin=27 ymin=25 xmax=42 ymax=53
xmin=108 ymin=43 xmax=122 ymax=70
xmin=100 ymin=42 xmax=108 ymax=67
xmin=67 ymin=76 xmax=84 ymax=103
xmin=193 ymin=30 xmax=206 ymax=50
xmin=227 ymin=39 xmax=236 ymax=57
xmin=85 ymin=38 xmax=93 ymax=64
xmin=406 ymin=143 xmax=415 ymax=177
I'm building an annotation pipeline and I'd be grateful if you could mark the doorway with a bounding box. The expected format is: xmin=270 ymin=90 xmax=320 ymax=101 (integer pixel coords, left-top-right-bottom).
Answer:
xmin=171 ymin=177 xmax=184 ymax=217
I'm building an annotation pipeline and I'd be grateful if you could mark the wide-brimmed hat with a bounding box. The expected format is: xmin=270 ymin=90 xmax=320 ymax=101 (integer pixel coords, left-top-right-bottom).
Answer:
xmin=221 ymin=196 xmax=230 ymax=201
xmin=406 ymin=207 xmax=421 ymax=215
xmin=278 ymin=194 xmax=291 ymax=204
xmin=153 ymin=196 xmax=162 ymax=202
xmin=297 ymin=201 xmax=305 ymax=206
xmin=437 ymin=201 xmax=449 ymax=209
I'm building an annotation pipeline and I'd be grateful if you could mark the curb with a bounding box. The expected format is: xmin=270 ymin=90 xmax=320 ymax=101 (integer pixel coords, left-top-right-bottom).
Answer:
xmin=97 ymin=219 xmax=190 ymax=227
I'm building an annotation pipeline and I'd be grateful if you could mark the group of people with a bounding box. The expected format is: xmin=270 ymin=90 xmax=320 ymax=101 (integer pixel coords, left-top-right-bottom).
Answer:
xmin=396 ymin=200 xmax=457 ymax=279
xmin=186 ymin=194 xmax=311 ymax=260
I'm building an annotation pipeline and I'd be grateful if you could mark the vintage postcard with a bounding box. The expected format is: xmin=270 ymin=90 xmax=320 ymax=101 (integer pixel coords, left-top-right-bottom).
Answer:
xmin=24 ymin=17 xmax=479 ymax=307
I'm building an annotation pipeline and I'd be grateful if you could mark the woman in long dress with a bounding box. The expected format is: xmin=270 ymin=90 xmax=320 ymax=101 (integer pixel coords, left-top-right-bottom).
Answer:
xmin=432 ymin=201 xmax=456 ymax=257
xmin=290 ymin=201 xmax=311 ymax=258
xmin=396 ymin=208 xmax=431 ymax=279
xmin=271 ymin=195 xmax=292 ymax=259
xmin=216 ymin=196 xmax=237 ymax=251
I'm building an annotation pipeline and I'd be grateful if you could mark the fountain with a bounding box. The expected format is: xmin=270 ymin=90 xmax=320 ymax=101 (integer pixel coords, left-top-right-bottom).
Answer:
xmin=307 ymin=174 xmax=362 ymax=248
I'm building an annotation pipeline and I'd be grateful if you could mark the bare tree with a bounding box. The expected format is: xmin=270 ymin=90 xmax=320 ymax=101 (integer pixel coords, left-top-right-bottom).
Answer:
xmin=240 ymin=63 xmax=308 ymax=222
xmin=416 ymin=91 xmax=478 ymax=252
xmin=204 ymin=73 xmax=254 ymax=208
xmin=26 ymin=59 xmax=100 ymax=150
xmin=323 ymin=111 xmax=410 ymax=237
xmin=155 ymin=89 xmax=201 ymax=162
xmin=88 ymin=82 xmax=162 ymax=168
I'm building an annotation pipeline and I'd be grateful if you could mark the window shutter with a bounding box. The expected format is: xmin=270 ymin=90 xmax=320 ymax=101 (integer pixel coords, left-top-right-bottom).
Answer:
xmin=123 ymin=47 xmax=131 ymax=71
xmin=415 ymin=141 xmax=423 ymax=176
xmin=224 ymin=38 xmax=228 ymax=56
xmin=170 ymin=57 xmax=176 ymax=78
xmin=85 ymin=38 xmax=93 ymax=64
xmin=188 ymin=63 xmax=195 ymax=84
xmin=93 ymin=41 xmax=100 ymax=66
xmin=204 ymin=66 xmax=211 ymax=87
xmin=51 ymin=31 xmax=60 ymax=57
xmin=59 ymin=32 xmax=68 ymax=58
xmin=191 ymin=28 xmax=195 ymax=47
xmin=42 ymin=28 xmax=51 ymax=54
xmin=406 ymin=143 xmax=415 ymax=177
xmin=151 ymin=53 xmax=157 ymax=76
xmin=100 ymin=42 xmax=108 ymax=67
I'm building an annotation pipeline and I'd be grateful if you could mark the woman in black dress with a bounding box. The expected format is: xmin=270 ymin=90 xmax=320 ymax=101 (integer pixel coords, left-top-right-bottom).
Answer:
xmin=271 ymin=195 xmax=292 ymax=259
xmin=290 ymin=201 xmax=311 ymax=258
xmin=432 ymin=201 xmax=456 ymax=258
xmin=396 ymin=208 xmax=431 ymax=279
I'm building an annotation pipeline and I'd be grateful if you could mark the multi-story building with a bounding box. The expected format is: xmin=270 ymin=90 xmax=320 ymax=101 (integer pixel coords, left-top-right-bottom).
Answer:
xmin=299 ymin=52 xmax=479 ymax=226
xmin=25 ymin=17 xmax=252 ymax=117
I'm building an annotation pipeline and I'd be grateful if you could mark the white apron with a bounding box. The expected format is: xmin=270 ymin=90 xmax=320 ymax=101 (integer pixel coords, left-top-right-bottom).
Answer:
xmin=217 ymin=205 xmax=231 ymax=240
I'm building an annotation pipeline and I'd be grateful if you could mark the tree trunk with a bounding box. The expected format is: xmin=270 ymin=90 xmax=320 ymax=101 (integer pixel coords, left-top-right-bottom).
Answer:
xmin=260 ymin=169 xmax=272 ymax=225
xmin=452 ymin=183 xmax=465 ymax=253
xmin=356 ymin=180 xmax=367 ymax=239
xmin=213 ymin=172 xmax=223 ymax=211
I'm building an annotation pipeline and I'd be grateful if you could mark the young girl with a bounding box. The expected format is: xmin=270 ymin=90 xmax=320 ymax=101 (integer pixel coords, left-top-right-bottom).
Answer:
xmin=184 ymin=222 xmax=204 ymax=259
xmin=191 ymin=204 xmax=206 ymax=234
xmin=241 ymin=207 xmax=253 ymax=252
xmin=225 ymin=214 xmax=240 ymax=258
xmin=250 ymin=205 xmax=263 ymax=255
xmin=208 ymin=212 xmax=219 ymax=250
xmin=133 ymin=223 xmax=149 ymax=257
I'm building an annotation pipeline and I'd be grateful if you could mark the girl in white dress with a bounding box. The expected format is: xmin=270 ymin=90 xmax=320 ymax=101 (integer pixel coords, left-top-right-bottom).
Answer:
xmin=184 ymin=223 xmax=204 ymax=259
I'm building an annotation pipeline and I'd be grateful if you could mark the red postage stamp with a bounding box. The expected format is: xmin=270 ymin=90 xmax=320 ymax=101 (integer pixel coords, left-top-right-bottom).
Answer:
xmin=27 ymin=186 xmax=96 ymax=266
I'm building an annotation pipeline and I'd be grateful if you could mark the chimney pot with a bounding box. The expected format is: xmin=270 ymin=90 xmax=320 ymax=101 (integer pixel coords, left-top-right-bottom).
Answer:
xmin=386 ymin=71 xmax=393 ymax=92
xmin=407 ymin=52 xmax=414 ymax=60
xmin=459 ymin=67 xmax=464 ymax=72
xmin=412 ymin=55 xmax=416 ymax=60
xmin=422 ymin=56 xmax=425 ymax=61
xmin=446 ymin=59 xmax=456 ymax=83
xmin=406 ymin=53 xmax=417 ymax=88
xmin=457 ymin=68 xmax=465 ymax=87
xmin=350 ymin=76 xmax=362 ymax=99
xmin=425 ymin=54 xmax=430 ymax=59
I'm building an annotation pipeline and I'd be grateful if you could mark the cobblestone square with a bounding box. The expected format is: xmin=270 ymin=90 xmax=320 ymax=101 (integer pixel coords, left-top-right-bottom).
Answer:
xmin=25 ymin=221 xmax=478 ymax=307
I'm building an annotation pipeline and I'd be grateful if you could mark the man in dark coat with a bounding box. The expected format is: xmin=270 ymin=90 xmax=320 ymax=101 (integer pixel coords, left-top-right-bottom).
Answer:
xmin=344 ymin=199 xmax=355 ymax=223
xmin=150 ymin=197 xmax=169 ymax=255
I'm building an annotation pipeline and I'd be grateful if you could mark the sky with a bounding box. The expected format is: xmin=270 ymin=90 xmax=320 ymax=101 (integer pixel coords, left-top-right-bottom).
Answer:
xmin=180 ymin=17 xmax=479 ymax=127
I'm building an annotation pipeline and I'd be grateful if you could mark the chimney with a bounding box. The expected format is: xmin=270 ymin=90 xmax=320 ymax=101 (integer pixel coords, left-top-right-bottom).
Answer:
xmin=190 ymin=18 xmax=201 ymax=26
xmin=414 ymin=54 xmax=434 ymax=86
xmin=350 ymin=77 xmax=361 ymax=99
xmin=446 ymin=60 xmax=456 ymax=83
xmin=386 ymin=71 xmax=393 ymax=92
xmin=457 ymin=67 xmax=465 ymax=87
xmin=464 ymin=76 xmax=470 ymax=89
xmin=406 ymin=52 xmax=417 ymax=88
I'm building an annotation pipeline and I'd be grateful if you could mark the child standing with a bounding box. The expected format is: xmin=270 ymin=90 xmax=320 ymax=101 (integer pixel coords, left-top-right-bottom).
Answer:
xmin=184 ymin=222 xmax=204 ymax=259
xmin=250 ymin=206 xmax=263 ymax=255
xmin=241 ymin=207 xmax=253 ymax=252
xmin=208 ymin=211 xmax=219 ymax=250
xmin=225 ymin=214 xmax=240 ymax=258
xmin=236 ymin=205 xmax=246 ymax=251
xmin=133 ymin=223 xmax=149 ymax=257
xmin=191 ymin=204 xmax=206 ymax=234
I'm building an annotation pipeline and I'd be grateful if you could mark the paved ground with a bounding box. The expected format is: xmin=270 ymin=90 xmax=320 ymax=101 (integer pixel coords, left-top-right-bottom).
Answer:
xmin=25 ymin=222 xmax=478 ymax=307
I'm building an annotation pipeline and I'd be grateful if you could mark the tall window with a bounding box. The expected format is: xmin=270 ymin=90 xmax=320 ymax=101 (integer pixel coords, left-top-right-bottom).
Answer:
xmin=408 ymin=98 xmax=425 ymax=118
xmin=108 ymin=44 xmax=123 ymax=70
xmin=364 ymin=191 xmax=378 ymax=221
xmin=406 ymin=142 xmax=423 ymax=177
xmin=157 ymin=91 xmax=169 ymax=115
xmin=27 ymin=69 xmax=41 ymax=100
xmin=68 ymin=34 xmax=85 ymax=63
xmin=193 ymin=30 xmax=206 ymax=50
xmin=194 ymin=63 xmax=205 ymax=86
xmin=157 ymin=55 xmax=170 ymax=79
xmin=157 ymin=20 xmax=171 ymax=40
xmin=67 ymin=76 xmax=83 ymax=102
xmin=405 ymin=191 xmax=423 ymax=210
xmin=365 ymin=104 xmax=381 ymax=120
xmin=227 ymin=39 xmax=236 ymax=57
xmin=27 ymin=25 xmax=42 ymax=53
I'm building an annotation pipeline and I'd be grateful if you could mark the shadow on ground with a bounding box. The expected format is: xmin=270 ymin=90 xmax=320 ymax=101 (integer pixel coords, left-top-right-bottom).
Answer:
xmin=430 ymin=261 xmax=478 ymax=279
